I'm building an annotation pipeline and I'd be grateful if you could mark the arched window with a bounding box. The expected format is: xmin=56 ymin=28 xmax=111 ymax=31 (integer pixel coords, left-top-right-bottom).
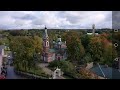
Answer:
xmin=46 ymin=41 xmax=49 ymax=46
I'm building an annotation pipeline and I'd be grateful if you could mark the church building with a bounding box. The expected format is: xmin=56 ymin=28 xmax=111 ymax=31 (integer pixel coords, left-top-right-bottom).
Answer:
xmin=41 ymin=26 xmax=67 ymax=63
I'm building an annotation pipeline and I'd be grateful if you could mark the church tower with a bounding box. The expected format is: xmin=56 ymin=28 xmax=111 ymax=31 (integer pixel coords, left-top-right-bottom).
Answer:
xmin=43 ymin=26 xmax=49 ymax=53
xmin=92 ymin=24 xmax=95 ymax=36
xmin=57 ymin=35 xmax=62 ymax=50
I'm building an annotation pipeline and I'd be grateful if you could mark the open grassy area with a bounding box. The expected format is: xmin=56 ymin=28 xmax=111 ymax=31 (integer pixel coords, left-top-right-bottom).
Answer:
xmin=15 ymin=66 xmax=50 ymax=78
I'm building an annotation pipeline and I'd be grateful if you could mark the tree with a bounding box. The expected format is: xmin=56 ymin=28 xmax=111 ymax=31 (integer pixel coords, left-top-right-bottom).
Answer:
xmin=9 ymin=36 xmax=43 ymax=71
xmin=0 ymin=40 xmax=3 ymax=45
xmin=33 ymin=36 xmax=43 ymax=54
xmin=83 ymin=53 xmax=92 ymax=63
xmin=9 ymin=30 xmax=28 ymax=36
xmin=48 ymin=60 xmax=76 ymax=77
xmin=81 ymin=35 xmax=92 ymax=50
xmin=113 ymin=32 xmax=120 ymax=57
xmin=48 ymin=31 xmax=57 ymax=48
xmin=65 ymin=31 xmax=85 ymax=63
xmin=88 ymin=37 xmax=103 ymax=62
xmin=102 ymin=43 xmax=117 ymax=66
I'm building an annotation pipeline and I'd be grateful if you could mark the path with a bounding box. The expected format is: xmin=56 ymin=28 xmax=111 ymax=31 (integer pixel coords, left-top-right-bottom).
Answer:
xmin=38 ymin=63 xmax=53 ymax=75
xmin=38 ymin=63 xmax=65 ymax=79
xmin=6 ymin=65 xmax=26 ymax=79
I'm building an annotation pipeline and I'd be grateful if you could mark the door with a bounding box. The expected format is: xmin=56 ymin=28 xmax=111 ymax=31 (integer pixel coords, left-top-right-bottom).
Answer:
xmin=58 ymin=57 xmax=60 ymax=60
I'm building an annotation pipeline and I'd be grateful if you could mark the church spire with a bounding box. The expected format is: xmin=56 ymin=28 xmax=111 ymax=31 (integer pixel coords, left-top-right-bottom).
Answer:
xmin=43 ymin=25 xmax=48 ymax=39
xmin=45 ymin=25 xmax=47 ymax=29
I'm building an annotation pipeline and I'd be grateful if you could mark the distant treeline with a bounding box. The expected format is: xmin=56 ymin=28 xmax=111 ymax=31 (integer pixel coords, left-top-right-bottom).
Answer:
xmin=0 ymin=28 xmax=113 ymax=37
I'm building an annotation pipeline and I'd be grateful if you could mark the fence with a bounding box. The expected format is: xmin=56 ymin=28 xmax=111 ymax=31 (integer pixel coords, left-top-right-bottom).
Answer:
xmin=14 ymin=69 xmax=49 ymax=79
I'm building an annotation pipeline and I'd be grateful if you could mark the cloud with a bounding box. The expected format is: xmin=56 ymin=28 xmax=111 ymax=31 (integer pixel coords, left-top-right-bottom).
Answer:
xmin=0 ymin=11 xmax=112 ymax=29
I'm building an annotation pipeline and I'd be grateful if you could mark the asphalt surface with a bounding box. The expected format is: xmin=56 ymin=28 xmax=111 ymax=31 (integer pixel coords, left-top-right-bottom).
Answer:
xmin=6 ymin=65 xmax=26 ymax=79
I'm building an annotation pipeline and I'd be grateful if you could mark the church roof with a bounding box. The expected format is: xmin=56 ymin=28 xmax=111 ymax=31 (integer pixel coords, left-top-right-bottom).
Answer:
xmin=49 ymin=49 xmax=56 ymax=53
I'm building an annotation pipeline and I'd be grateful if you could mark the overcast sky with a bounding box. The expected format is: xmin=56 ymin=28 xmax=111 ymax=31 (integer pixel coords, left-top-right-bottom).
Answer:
xmin=0 ymin=11 xmax=112 ymax=29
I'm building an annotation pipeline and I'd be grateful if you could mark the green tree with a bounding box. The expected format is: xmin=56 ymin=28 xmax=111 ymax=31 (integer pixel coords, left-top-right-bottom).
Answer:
xmin=33 ymin=36 xmax=43 ymax=54
xmin=0 ymin=40 xmax=3 ymax=45
xmin=9 ymin=36 xmax=43 ymax=71
xmin=48 ymin=60 xmax=76 ymax=77
xmin=81 ymin=35 xmax=92 ymax=50
xmin=65 ymin=31 xmax=85 ymax=63
xmin=83 ymin=53 xmax=92 ymax=63
xmin=102 ymin=44 xmax=117 ymax=66
xmin=89 ymin=37 xmax=103 ymax=62
xmin=113 ymin=32 xmax=120 ymax=57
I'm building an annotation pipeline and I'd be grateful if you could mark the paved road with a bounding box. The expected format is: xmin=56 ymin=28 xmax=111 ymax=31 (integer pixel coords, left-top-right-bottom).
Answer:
xmin=6 ymin=65 xmax=26 ymax=79
xmin=6 ymin=66 xmax=25 ymax=79
xmin=4 ymin=51 xmax=25 ymax=79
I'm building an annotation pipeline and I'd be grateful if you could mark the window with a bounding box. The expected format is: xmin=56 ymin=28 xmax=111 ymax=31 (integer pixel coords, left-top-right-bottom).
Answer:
xmin=47 ymin=41 xmax=49 ymax=46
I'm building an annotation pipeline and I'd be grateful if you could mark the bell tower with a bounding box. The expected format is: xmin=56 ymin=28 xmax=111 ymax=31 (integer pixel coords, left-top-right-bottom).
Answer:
xmin=43 ymin=26 xmax=49 ymax=52
xmin=92 ymin=24 xmax=95 ymax=36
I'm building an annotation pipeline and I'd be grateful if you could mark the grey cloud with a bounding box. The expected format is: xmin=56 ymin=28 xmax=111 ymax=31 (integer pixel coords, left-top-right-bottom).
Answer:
xmin=0 ymin=11 xmax=112 ymax=29
xmin=13 ymin=14 xmax=37 ymax=20
xmin=32 ymin=18 xmax=46 ymax=25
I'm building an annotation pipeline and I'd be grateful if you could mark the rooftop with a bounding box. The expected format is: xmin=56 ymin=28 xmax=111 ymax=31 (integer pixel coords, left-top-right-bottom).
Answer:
xmin=90 ymin=65 xmax=120 ymax=79
xmin=49 ymin=49 xmax=56 ymax=53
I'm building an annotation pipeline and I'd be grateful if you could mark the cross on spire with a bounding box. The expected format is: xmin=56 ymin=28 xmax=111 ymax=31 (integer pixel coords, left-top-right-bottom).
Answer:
xmin=45 ymin=25 xmax=47 ymax=29
xmin=43 ymin=25 xmax=48 ymax=39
